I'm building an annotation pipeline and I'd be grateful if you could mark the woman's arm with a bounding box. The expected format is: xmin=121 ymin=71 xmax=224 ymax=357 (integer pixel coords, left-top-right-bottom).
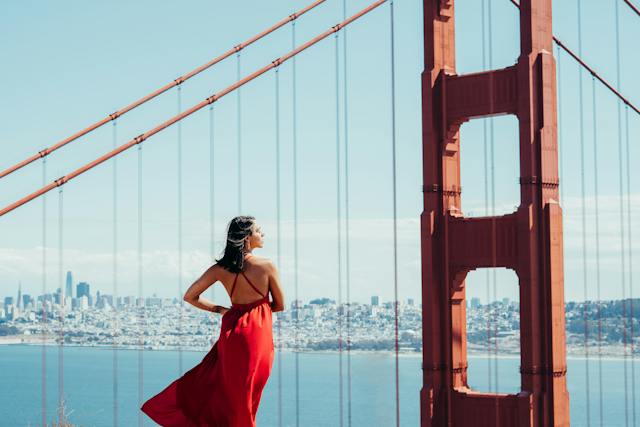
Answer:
xmin=267 ymin=261 xmax=285 ymax=312
xmin=183 ymin=264 xmax=229 ymax=314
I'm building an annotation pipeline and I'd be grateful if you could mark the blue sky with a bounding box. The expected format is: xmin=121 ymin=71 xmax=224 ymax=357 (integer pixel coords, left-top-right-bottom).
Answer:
xmin=0 ymin=0 xmax=639 ymax=306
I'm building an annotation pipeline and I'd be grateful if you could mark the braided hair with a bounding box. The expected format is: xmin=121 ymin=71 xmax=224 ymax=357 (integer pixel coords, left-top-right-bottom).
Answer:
xmin=215 ymin=215 xmax=256 ymax=273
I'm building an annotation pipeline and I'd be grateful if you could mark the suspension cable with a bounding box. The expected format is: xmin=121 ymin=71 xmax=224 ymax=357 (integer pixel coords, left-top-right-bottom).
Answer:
xmin=624 ymin=104 xmax=636 ymax=426
xmin=591 ymin=75 xmax=604 ymax=427
xmin=0 ymin=0 xmax=388 ymax=218
xmin=481 ymin=0 xmax=493 ymax=393
xmin=292 ymin=18 xmax=301 ymax=427
xmin=615 ymin=1 xmax=631 ymax=425
xmin=0 ymin=0 xmax=328 ymax=180
xmin=342 ymin=0 xmax=353 ymax=424
xmin=177 ymin=85 xmax=184 ymax=376
xmin=623 ymin=0 xmax=640 ymax=17
xmin=389 ymin=1 xmax=400 ymax=425
xmin=334 ymin=26 xmax=345 ymax=427
xmin=112 ymin=120 xmax=120 ymax=427
xmin=41 ymin=157 xmax=48 ymax=427
xmin=209 ymin=105 xmax=217 ymax=347
xmin=237 ymin=53 xmax=243 ymax=214
xmin=557 ymin=45 xmax=564 ymax=207
xmin=57 ymin=187 xmax=65 ymax=423
xmin=137 ymin=143 xmax=144 ymax=427
xmin=274 ymin=67 xmax=283 ymax=427
xmin=577 ymin=1 xmax=592 ymax=423
xmin=488 ymin=0 xmax=499 ymax=395
xmin=507 ymin=0 xmax=640 ymax=117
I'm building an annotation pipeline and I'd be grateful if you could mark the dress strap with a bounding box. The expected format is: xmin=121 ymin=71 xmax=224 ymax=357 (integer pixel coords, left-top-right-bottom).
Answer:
xmin=229 ymin=272 xmax=240 ymax=298
xmin=240 ymin=271 xmax=268 ymax=298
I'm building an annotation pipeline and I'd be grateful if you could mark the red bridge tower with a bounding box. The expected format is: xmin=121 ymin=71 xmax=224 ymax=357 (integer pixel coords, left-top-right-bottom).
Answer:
xmin=419 ymin=0 xmax=570 ymax=425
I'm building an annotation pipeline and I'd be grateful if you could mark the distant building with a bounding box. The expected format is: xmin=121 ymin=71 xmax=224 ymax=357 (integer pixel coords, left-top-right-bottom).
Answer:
xmin=79 ymin=295 xmax=89 ymax=310
xmin=371 ymin=296 xmax=379 ymax=306
xmin=65 ymin=271 xmax=73 ymax=299
xmin=16 ymin=282 xmax=22 ymax=309
xmin=77 ymin=282 xmax=90 ymax=299
xmin=4 ymin=297 xmax=14 ymax=309
xmin=54 ymin=287 xmax=63 ymax=305
xmin=471 ymin=297 xmax=480 ymax=309
xmin=22 ymin=294 xmax=31 ymax=308
xmin=407 ymin=298 xmax=414 ymax=306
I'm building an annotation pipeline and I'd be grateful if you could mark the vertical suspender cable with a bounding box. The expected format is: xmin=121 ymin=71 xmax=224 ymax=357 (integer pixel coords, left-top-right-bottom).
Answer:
xmin=41 ymin=157 xmax=48 ymax=426
xmin=237 ymin=53 xmax=243 ymax=214
xmin=487 ymin=0 xmax=498 ymax=393
xmin=209 ymin=105 xmax=217 ymax=346
xmin=624 ymin=105 xmax=636 ymax=426
xmin=57 ymin=187 xmax=64 ymax=422
xmin=614 ymin=2 xmax=630 ymax=425
xmin=112 ymin=120 xmax=120 ymax=427
xmin=137 ymin=143 xmax=144 ymax=427
xmin=177 ymin=85 xmax=184 ymax=376
xmin=334 ymin=28 xmax=345 ymax=427
xmin=389 ymin=1 xmax=400 ymax=425
xmin=576 ymin=1 xmax=591 ymax=423
xmin=342 ymin=0 xmax=353 ymax=425
xmin=292 ymin=19 xmax=301 ymax=427
xmin=591 ymin=76 xmax=604 ymax=427
xmin=481 ymin=0 xmax=493 ymax=393
xmin=557 ymin=45 xmax=564 ymax=207
xmin=274 ymin=67 xmax=284 ymax=427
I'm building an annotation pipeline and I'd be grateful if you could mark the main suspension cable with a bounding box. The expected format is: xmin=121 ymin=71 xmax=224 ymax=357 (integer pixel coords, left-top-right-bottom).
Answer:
xmin=507 ymin=0 xmax=640 ymax=117
xmin=0 ymin=0 xmax=328 ymax=180
xmin=0 ymin=0 xmax=388 ymax=218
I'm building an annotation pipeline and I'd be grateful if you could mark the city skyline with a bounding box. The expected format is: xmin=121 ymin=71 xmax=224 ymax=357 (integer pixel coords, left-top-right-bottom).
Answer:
xmin=1 ymin=0 xmax=639 ymax=306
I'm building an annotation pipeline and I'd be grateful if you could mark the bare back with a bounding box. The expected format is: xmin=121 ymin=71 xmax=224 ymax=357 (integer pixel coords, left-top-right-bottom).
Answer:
xmin=216 ymin=256 xmax=271 ymax=305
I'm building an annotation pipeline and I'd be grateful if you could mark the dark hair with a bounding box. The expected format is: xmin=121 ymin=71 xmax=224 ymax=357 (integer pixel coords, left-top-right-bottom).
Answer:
xmin=215 ymin=215 xmax=256 ymax=273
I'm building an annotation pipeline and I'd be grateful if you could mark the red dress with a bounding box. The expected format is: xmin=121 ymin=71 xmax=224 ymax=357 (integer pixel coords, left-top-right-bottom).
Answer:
xmin=141 ymin=270 xmax=275 ymax=426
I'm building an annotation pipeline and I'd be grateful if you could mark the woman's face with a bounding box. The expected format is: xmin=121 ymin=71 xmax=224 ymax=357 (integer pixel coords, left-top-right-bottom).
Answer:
xmin=247 ymin=223 xmax=264 ymax=249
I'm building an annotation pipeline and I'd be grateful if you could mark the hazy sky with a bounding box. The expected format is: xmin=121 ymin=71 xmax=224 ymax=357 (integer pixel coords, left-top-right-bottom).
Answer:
xmin=1 ymin=0 xmax=639 ymax=306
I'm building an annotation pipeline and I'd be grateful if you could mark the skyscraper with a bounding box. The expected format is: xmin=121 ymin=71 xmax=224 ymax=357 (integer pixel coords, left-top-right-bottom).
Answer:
xmin=66 ymin=271 xmax=73 ymax=299
xmin=371 ymin=296 xmax=379 ymax=306
xmin=16 ymin=282 xmax=22 ymax=309
xmin=77 ymin=282 xmax=90 ymax=299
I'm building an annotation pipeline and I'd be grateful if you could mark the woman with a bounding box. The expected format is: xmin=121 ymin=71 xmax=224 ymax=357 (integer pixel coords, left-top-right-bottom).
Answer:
xmin=141 ymin=215 xmax=285 ymax=426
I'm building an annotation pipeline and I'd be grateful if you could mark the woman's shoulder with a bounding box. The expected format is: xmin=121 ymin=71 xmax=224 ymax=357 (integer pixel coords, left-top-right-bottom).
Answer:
xmin=212 ymin=257 xmax=271 ymax=271
xmin=250 ymin=255 xmax=273 ymax=268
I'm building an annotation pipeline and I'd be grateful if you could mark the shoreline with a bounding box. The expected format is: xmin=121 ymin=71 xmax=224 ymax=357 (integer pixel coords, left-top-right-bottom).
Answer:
xmin=0 ymin=336 xmax=637 ymax=361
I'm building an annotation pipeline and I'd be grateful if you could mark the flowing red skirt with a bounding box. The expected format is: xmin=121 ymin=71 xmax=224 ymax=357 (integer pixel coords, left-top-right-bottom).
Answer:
xmin=141 ymin=295 xmax=274 ymax=426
